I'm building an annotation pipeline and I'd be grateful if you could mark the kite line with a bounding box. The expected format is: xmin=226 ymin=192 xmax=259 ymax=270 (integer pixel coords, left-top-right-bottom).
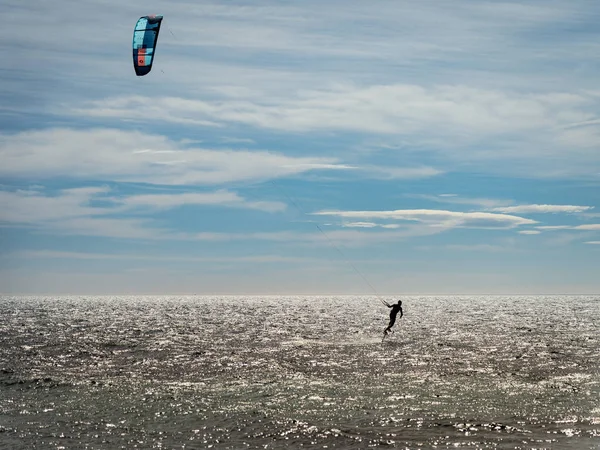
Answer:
xmin=271 ymin=181 xmax=388 ymax=307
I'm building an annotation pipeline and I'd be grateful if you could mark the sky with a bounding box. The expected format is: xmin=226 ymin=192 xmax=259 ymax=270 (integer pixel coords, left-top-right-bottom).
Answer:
xmin=1 ymin=0 xmax=599 ymax=295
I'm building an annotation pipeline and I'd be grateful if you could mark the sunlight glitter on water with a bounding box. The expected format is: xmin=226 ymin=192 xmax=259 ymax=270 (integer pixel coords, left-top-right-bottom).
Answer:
xmin=0 ymin=294 xmax=599 ymax=449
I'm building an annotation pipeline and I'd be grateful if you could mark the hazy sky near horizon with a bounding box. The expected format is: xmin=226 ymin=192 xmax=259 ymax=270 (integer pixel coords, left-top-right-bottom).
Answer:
xmin=1 ymin=0 xmax=599 ymax=294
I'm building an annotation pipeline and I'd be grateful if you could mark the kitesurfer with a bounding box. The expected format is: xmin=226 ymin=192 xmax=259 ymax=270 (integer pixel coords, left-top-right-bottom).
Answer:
xmin=383 ymin=300 xmax=403 ymax=336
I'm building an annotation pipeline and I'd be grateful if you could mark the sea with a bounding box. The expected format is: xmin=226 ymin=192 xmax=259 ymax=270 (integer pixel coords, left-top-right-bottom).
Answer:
xmin=0 ymin=295 xmax=598 ymax=449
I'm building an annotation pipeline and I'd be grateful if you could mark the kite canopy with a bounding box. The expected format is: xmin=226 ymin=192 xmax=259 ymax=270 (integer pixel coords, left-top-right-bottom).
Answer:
xmin=132 ymin=15 xmax=163 ymax=76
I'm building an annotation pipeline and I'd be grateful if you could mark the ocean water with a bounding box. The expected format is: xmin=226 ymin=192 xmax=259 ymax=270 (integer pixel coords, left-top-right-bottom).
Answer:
xmin=0 ymin=295 xmax=598 ymax=449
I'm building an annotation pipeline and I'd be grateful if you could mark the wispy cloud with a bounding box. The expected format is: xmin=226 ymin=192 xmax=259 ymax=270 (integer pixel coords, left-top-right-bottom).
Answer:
xmin=575 ymin=224 xmax=600 ymax=231
xmin=72 ymin=86 xmax=596 ymax=139
xmin=0 ymin=127 xmax=439 ymax=185
xmin=362 ymin=166 xmax=444 ymax=180
xmin=341 ymin=221 xmax=414 ymax=230
xmin=189 ymin=225 xmax=445 ymax=246
xmin=8 ymin=250 xmax=314 ymax=264
xmin=0 ymin=187 xmax=448 ymax=245
xmin=418 ymin=243 xmax=515 ymax=252
xmin=314 ymin=209 xmax=536 ymax=229
xmin=408 ymin=194 xmax=514 ymax=209
xmin=534 ymin=223 xmax=600 ymax=232
xmin=0 ymin=186 xmax=287 ymax=239
xmin=116 ymin=190 xmax=285 ymax=213
xmin=0 ymin=187 xmax=284 ymax=223
xmin=518 ymin=230 xmax=541 ymax=235
xmin=342 ymin=222 xmax=378 ymax=228
xmin=0 ymin=186 xmax=112 ymax=223
xmin=49 ymin=217 xmax=169 ymax=240
xmin=0 ymin=128 xmax=352 ymax=186
xmin=491 ymin=204 xmax=593 ymax=214
xmin=578 ymin=211 xmax=600 ymax=219
xmin=67 ymin=85 xmax=600 ymax=178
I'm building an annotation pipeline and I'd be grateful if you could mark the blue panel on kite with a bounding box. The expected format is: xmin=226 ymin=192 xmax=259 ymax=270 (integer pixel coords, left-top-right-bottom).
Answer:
xmin=132 ymin=15 xmax=163 ymax=76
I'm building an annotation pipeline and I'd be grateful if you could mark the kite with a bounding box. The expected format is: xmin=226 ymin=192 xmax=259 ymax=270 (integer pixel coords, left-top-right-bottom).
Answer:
xmin=132 ymin=15 xmax=163 ymax=76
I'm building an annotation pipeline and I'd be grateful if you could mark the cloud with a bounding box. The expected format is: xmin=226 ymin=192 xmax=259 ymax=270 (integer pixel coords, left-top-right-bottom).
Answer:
xmin=518 ymin=230 xmax=541 ymax=235
xmin=490 ymin=204 xmax=593 ymax=214
xmin=8 ymin=250 xmax=314 ymax=264
xmin=579 ymin=212 xmax=600 ymax=219
xmin=0 ymin=187 xmax=178 ymax=239
xmin=3 ymin=1 xmax=586 ymax=79
xmin=189 ymin=225 xmax=444 ymax=246
xmin=419 ymin=243 xmax=514 ymax=252
xmin=409 ymin=194 xmax=514 ymax=209
xmin=0 ymin=186 xmax=284 ymax=223
xmin=342 ymin=222 xmax=378 ymax=228
xmin=50 ymin=217 xmax=167 ymax=240
xmin=66 ymin=84 xmax=600 ymax=178
xmin=313 ymin=208 xmax=536 ymax=229
xmin=0 ymin=187 xmax=446 ymax=245
xmin=5 ymin=0 xmax=600 ymax=181
xmin=5 ymin=0 xmax=599 ymax=109
xmin=0 ymin=128 xmax=352 ymax=186
xmin=0 ymin=186 xmax=288 ymax=239
xmin=585 ymin=241 xmax=600 ymax=245
xmin=0 ymin=186 xmax=112 ymax=223
xmin=364 ymin=166 xmax=444 ymax=179
xmin=536 ymin=225 xmax=575 ymax=231
xmin=575 ymin=224 xmax=600 ymax=231
xmin=71 ymin=86 xmax=596 ymax=138
xmin=0 ymin=127 xmax=439 ymax=186
xmin=535 ymin=224 xmax=600 ymax=232
xmin=116 ymin=190 xmax=286 ymax=213
xmin=341 ymin=221 xmax=411 ymax=230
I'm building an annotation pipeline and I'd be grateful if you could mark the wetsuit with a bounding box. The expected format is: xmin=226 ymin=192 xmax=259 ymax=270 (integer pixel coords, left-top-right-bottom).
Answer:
xmin=384 ymin=301 xmax=403 ymax=335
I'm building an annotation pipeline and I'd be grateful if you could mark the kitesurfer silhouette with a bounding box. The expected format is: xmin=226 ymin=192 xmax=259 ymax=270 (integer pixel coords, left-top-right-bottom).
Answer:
xmin=383 ymin=300 xmax=403 ymax=336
